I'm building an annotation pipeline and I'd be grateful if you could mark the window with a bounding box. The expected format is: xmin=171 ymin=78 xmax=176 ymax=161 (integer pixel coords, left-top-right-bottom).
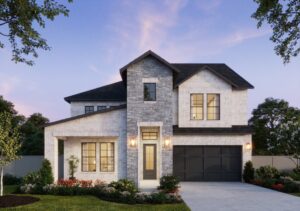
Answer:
xmin=144 ymin=83 xmax=156 ymax=101
xmin=141 ymin=127 xmax=159 ymax=140
xmin=82 ymin=143 xmax=96 ymax=172
xmin=207 ymin=94 xmax=220 ymax=120
xmin=97 ymin=106 xmax=106 ymax=111
xmin=100 ymin=143 xmax=114 ymax=172
xmin=85 ymin=106 xmax=94 ymax=114
xmin=190 ymin=94 xmax=204 ymax=120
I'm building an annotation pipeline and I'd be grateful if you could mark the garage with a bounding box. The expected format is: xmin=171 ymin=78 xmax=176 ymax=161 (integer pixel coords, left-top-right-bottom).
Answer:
xmin=173 ymin=146 xmax=242 ymax=181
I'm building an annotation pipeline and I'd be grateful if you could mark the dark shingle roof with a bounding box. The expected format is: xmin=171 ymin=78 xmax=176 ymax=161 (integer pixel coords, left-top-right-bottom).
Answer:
xmin=45 ymin=104 xmax=126 ymax=127
xmin=64 ymin=81 xmax=126 ymax=103
xmin=172 ymin=63 xmax=254 ymax=89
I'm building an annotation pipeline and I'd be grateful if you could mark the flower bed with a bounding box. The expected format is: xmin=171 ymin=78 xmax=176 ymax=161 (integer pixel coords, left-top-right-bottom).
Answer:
xmin=19 ymin=178 xmax=182 ymax=204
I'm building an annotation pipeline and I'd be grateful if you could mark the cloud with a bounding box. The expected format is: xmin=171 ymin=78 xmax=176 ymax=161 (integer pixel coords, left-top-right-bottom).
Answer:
xmin=195 ymin=0 xmax=222 ymax=12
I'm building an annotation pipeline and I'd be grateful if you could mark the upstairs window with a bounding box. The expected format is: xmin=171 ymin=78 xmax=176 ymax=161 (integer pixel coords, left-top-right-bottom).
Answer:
xmin=191 ymin=94 xmax=204 ymax=120
xmin=85 ymin=106 xmax=94 ymax=114
xmin=207 ymin=94 xmax=220 ymax=120
xmin=97 ymin=106 xmax=106 ymax=111
xmin=144 ymin=83 xmax=156 ymax=101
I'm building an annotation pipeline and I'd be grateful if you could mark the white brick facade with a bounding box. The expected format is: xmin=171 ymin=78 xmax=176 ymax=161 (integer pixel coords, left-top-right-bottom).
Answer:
xmin=178 ymin=69 xmax=248 ymax=127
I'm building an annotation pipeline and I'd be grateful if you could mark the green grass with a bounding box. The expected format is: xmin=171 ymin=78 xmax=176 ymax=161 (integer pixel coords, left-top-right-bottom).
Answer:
xmin=1 ymin=186 xmax=190 ymax=211
xmin=2 ymin=195 xmax=190 ymax=211
xmin=3 ymin=185 xmax=18 ymax=195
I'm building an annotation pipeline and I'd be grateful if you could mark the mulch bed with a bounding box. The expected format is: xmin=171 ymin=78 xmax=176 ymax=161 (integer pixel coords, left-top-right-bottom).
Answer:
xmin=0 ymin=195 xmax=40 ymax=208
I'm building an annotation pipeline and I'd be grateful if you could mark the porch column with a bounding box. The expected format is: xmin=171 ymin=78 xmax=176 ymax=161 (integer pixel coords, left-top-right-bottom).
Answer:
xmin=44 ymin=132 xmax=59 ymax=182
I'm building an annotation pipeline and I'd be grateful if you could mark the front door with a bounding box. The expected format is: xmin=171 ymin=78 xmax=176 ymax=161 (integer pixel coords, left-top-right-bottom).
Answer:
xmin=143 ymin=144 xmax=156 ymax=179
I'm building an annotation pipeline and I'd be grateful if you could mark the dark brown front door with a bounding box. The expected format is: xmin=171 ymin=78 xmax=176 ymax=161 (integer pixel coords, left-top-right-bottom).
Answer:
xmin=143 ymin=144 xmax=156 ymax=179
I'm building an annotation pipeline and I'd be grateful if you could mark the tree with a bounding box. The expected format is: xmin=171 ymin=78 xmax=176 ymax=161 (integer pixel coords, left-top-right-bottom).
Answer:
xmin=0 ymin=111 xmax=21 ymax=196
xmin=0 ymin=0 xmax=72 ymax=65
xmin=20 ymin=113 xmax=49 ymax=155
xmin=249 ymin=98 xmax=300 ymax=156
xmin=39 ymin=159 xmax=54 ymax=185
xmin=252 ymin=0 xmax=300 ymax=63
xmin=0 ymin=95 xmax=25 ymax=126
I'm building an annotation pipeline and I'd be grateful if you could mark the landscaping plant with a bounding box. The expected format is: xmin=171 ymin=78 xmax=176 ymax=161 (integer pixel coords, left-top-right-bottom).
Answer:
xmin=158 ymin=175 xmax=180 ymax=193
xmin=255 ymin=166 xmax=279 ymax=180
xmin=108 ymin=179 xmax=137 ymax=194
xmin=39 ymin=159 xmax=54 ymax=186
xmin=0 ymin=111 xmax=21 ymax=196
xmin=67 ymin=155 xmax=79 ymax=180
xmin=243 ymin=161 xmax=255 ymax=183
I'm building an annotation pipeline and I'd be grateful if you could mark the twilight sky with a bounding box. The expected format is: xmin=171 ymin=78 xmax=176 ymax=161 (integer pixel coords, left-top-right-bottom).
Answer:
xmin=0 ymin=0 xmax=299 ymax=121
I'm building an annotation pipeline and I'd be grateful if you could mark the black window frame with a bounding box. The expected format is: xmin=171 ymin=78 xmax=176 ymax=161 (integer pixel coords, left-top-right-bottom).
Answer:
xmin=81 ymin=142 xmax=96 ymax=172
xmin=207 ymin=93 xmax=220 ymax=120
xmin=144 ymin=83 xmax=156 ymax=101
xmin=100 ymin=142 xmax=115 ymax=172
xmin=85 ymin=106 xmax=94 ymax=114
xmin=190 ymin=93 xmax=204 ymax=120
xmin=97 ymin=106 xmax=107 ymax=111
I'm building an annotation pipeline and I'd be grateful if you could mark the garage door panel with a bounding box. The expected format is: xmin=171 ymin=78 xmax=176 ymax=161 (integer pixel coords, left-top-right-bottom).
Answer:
xmin=173 ymin=146 xmax=241 ymax=181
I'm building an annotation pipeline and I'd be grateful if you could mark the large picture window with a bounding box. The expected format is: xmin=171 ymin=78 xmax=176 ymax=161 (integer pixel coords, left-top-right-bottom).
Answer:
xmin=207 ymin=94 xmax=220 ymax=120
xmin=190 ymin=94 xmax=204 ymax=120
xmin=144 ymin=83 xmax=156 ymax=101
xmin=82 ymin=143 xmax=96 ymax=172
xmin=100 ymin=143 xmax=114 ymax=172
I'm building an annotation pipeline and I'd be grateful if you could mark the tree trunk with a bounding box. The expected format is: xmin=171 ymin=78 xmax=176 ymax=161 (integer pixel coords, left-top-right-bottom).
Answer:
xmin=0 ymin=166 xmax=3 ymax=196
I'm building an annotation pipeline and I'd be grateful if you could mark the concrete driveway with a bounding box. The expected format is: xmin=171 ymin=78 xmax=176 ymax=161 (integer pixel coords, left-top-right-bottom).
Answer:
xmin=180 ymin=182 xmax=300 ymax=211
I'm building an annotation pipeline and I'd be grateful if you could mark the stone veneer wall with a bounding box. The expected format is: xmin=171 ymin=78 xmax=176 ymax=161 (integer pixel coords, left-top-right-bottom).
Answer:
xmin=126 ymin=56 xmax=173 ymax=183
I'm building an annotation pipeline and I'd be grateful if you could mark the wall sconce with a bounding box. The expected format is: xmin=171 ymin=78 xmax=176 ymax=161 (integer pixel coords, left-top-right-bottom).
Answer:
xmin=245 ymin=142 xmax=252 ymax=150
xmin=129 ymin=137 xmax=137 ymax=148
xmin=164 ymin=137 xmax=171 ymax=149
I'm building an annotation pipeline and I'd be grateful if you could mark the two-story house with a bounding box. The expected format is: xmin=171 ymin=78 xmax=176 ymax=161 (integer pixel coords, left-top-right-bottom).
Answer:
xmin=44 ymin=50 xmax=254 ymax=188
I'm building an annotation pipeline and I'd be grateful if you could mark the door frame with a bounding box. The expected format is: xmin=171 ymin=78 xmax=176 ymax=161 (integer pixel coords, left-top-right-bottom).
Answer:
xmin=143 ymin=144 xmax=157 ymax=180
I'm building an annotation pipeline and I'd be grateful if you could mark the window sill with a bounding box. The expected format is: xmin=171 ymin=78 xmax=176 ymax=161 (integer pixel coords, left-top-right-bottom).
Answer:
xmin=144 ymin=101 xmax=156 ymax=104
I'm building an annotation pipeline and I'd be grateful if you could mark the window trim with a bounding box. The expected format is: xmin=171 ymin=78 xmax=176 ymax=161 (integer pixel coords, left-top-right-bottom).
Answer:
xmin=207 ymin=93 xmax=220 ymax=120
xmin=85 ymin=106 xmax=94 ymax=114
xmin=81 ymin=142 xmax=96 ymax=172
xmin=190 ymin=93 xmax=204 ymax=120
xmin=143 ymin=83 xmax=156 ymax=101
xmin=99 ymin=142 xmax=115 ymax=172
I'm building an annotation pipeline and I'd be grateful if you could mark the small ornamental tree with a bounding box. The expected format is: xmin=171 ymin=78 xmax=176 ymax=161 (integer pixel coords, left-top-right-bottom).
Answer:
xmin=0 ymin=111 xmax=21 ymax=196
xmin=67 ymin=155 xmax=79 ymax=180
xmin=39 ymin=159 xmax=54 ymax=186
xmin=243 ymin=161 xmax=255 ymax=183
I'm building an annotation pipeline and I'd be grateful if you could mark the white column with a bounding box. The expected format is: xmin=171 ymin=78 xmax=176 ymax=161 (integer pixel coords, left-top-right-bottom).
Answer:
xmin=44 ymin=131 xmax=58 ymax=182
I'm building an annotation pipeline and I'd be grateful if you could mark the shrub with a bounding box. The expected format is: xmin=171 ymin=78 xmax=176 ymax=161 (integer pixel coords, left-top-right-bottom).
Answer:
xmin=22 ymin=172 xmax=40 ymax=185
xmin=243 ymin=161 xmax=255 ymax=183
xmin=282 ymin=181 xmax=300 ymax=193
xmin=108 ymin=179 xmax=137 ymax=194
xmin=255 ymin=166 xmax=279 ymax=180
xmin=67 ymin=155 xmax=79 ymax=179
xmin=289 ymin=172 xmax=300 ymax=181
xmin=271 ymin=183 xmax=284 ymax=191
xmin=158 ymin=175 xmax=180 ymax=193
xmin=3 ymin=174 xmax=22 ymax=185
xmin=262 ymin=178 xmax=277 ymax=188
xmin=39 ymin=159 xmax=54 ymax=186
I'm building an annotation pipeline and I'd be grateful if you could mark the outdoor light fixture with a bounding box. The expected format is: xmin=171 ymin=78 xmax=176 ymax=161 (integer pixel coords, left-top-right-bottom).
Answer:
xmin=164 ymin=137 xmax=171 ymax=149
xmin=130 ymin=137 xmax=137 ymax=148
xmin=245 ymin=142 xmax=251 ymax=150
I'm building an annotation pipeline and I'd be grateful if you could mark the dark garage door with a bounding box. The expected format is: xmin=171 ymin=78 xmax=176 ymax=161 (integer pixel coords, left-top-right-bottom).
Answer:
xmin=173 ymin=146 xmax=242 ymax=181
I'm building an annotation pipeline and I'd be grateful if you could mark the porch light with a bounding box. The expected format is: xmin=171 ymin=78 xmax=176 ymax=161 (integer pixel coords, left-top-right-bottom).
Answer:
xmin=164 ymin=137 xmax=171 ymax=149
xmin=130 ymin=137 xmax=137 ymax=148
xmin=245 ymin=142 xmax=251 ymax=150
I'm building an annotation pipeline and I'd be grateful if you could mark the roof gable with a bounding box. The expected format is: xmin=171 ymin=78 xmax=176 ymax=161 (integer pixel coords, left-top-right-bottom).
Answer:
xmin=172 ymin=63 xmax=254 ymax=89
xmin=119 ymin=50 xmax=180 ymax=80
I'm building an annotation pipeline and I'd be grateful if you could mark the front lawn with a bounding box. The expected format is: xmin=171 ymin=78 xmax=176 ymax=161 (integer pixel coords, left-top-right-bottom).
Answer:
xmin=2 ymin=194 xmax=190 ymax=211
